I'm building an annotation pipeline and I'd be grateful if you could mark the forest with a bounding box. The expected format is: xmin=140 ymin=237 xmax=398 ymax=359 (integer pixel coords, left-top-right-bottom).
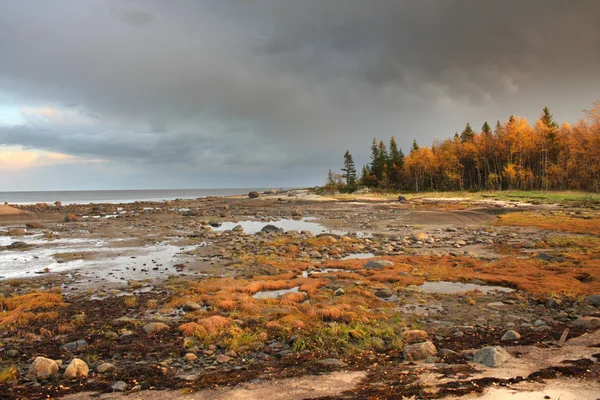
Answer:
xmin=331 ymin=102 xmax=600 ymax=193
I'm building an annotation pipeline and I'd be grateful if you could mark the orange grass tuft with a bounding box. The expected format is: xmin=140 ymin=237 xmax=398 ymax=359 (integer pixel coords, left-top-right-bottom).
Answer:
xmin=497 ymin=211 xmax=600 ymax=234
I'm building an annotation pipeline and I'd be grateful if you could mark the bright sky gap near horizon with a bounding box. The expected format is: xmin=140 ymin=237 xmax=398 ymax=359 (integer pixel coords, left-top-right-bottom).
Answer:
xmin=1 ymin=1 xmax=599 ymax=191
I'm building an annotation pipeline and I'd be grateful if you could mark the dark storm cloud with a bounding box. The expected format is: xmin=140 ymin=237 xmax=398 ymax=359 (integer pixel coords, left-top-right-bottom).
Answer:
xmin=0 ymin=0 xmax=599 ymax=189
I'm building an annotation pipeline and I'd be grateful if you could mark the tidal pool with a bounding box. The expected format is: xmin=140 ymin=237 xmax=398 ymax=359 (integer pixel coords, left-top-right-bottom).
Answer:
xmin=253 ymin=286 xmax=300 ymax=299
xmin=418 ymin=281 xmax=514 ymax=294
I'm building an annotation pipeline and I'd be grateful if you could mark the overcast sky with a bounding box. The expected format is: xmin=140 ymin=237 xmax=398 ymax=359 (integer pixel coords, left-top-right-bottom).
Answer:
xmin=1 ymin=0 xmax=599 ymax=191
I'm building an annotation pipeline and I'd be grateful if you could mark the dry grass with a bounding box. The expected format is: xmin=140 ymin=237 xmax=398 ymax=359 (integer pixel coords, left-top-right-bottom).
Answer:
xmin=0 ymin=291 xmax=65 ymax=328
xmin=123 ymin=296 xmax=137 ymax=307
xmin=279 ymin=292 xmax=307 ymax=305
xmin=0 ymin=366 xmax=18 ymax=384
xmin=497 ymin=211 xmax=600 ymax=234
xmin=180 ymin=315 xmax=233 ymax=339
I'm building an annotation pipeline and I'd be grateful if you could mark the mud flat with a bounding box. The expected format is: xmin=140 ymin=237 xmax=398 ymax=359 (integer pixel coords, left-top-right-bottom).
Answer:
xmin=1 ymin=189 xmax=599 ymax=399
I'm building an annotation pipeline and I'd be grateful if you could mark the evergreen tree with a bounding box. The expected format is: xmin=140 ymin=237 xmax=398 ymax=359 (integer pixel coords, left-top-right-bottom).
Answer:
xmin=482 ymin=121 xmax=492 ymax=136
xmin=460 ymin=122 xmax=475 ymax=142
xmin=541 ymin=107 xmax=558 ymax=128
xmin=341 ymin=150 xmax=357 ymax=192
xmin=388 ymin=136 xmax=405 ymax=188
xmin=377 ymin=140 xmax=389 ymax=182
xmin=411 ymin=139 xmax=419 ymax=153
xmin=327 ymin=169 xmax=334 ymax=185
xmin=369 ymin=138 xmax=381 ymax=180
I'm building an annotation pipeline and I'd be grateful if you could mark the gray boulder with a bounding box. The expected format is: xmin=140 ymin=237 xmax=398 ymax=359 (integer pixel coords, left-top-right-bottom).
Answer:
xmin=403 ymin=342 xmax=437 ymax=361
xmin=584 ymin=294 xmax=600 ymax=307
xmin=364 ymin=260 xmax=394 ymax=270
xmin=473 ymin=346 xmax=511 ymax=368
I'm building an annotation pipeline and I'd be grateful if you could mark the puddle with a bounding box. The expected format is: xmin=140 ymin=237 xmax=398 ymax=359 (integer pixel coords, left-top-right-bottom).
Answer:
xmin=418 ymin=281 xmax=514 ymax=294
xmin=341 ymin=253 xmax=374 ymax=260
xmin=0 ymin=240 xmax=196 ymax=282
xmin=253 ymin=286 xmax=299 ymax=299
xmin=301 ymin=268 xmax=353 ymax=278
xmin=212 ymin=218 xmax=369 ymax=237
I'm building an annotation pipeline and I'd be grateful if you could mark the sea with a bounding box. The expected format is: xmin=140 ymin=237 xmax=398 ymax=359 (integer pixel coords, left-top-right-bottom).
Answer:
xmin=0 ymin=188 xmax=281 ymax=205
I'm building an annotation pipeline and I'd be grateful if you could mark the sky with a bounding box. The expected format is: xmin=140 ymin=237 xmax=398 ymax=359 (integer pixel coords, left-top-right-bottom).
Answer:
xmin=1 ymin=0 xmax=599 ymax=191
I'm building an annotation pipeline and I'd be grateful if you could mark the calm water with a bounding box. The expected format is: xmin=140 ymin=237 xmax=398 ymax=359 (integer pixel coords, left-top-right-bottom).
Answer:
xmin=0 ymin=188 xmax=280 ymax=205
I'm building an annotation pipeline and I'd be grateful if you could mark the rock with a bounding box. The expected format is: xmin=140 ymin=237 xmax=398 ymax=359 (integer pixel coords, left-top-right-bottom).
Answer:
xmin=248 ymin=191 xmax=260 ymax=199
xmin=364 ymin=260 xmax=394 ymax=270
xmin=8 ymin=228 xmax=26 ymax=236
xmin=97 ymin=363 xmax=117 ymax=374
xmin=54 ymin=201 xmax=63 ymax=206
xmin=403 ymin=342 xmax=437 ymax=361
xmin=264 ymin=189 xmax=278 ymax=194
xmin=61 ymin=339 xmax=88 ymax=352
xmin=112 ymin=381 xmax=128 ymax=392
xmin=143 ymin=322 xmax=169 ymax=334
xmin=584 ymin=294 xmax=600 ymax=307
xmin=316 ymin=358 xmax=345 ymax=367
xmin=571 ymin=317 xmax=600 ymax=330
xmin=182 ymin=301 xmax=203 ymax=312
xmin=402 ymin=330 xmax=429 ymax=344
xmin=261 ymin=224 xmax=283 ymax=233
xmin=410 ymin=232 xmax=429 ymax=242
xmin=63 ymin=358 xmax=89 ymax=379
xmin=334 ymin=288 xmax=345 ymax=296
xmin=216 ymin=355 xmax=232 ymax=363
xmin=64 ymin=214 xmax=81 ymax=222
xmin=232 ymin=225 xmax=244 ymax=232
xmin=473 ymin=346 xmax=511 ymax=368
xmin=501 ymin=330 xmax=521 ymax=341
xmin=536 ymin=252 xmax=567 ymax=263
xmin=184 ymin=353 xmax=198 ymax=362
xmin=8 ymin=241 xmax=29 ymax=249
xmin=374 ymin=288 xmax=393 ymax=298
xmin=398 ymin=196 xmax=408 ymax=203
xmin=25 ymin=222 xmax=44 ymax=229
xmin=292 ymin=209 xmax=303 ymax=218
xmin=27 ymin=357 xmax=59 ymax=380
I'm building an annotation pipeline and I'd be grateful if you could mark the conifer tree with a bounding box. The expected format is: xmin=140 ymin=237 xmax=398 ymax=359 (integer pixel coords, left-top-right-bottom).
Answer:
xmin=411 ymin=139 xmax=419 ymax=153
xmin=341 ymin=150 xmax=357 ymax=192
xmin=482 ymin=121 xmax=492 ymax=136
xmin=460 ymin=123 xmax=475 ymax=142
xmin=377 ymin=140 xmax=388 ymax=182
xmin=388 ymin=136 xmax=405 ymax=188
xmin=369 ymin=138 xmax=381 ymax=180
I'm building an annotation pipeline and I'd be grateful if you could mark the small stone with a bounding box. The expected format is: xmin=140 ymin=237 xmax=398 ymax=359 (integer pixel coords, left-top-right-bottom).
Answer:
xmin=334 ymin=288 xmax=345 ymax=296
xmin=571 ymin=316 xmax=600 ymax=330
xmin=182 ymin=301 xmax=202 ymax=312
xmin=374 ymin=288 xmax=393 ymax=298
xmin=364 ymin=260 xmax=394 ymax=270
xmin=410 ymin=232 xmax=429 ymax=242
xmin=292 ymin=209 xmax=303 ymax=218
xmin=261 ymin=224 xmax=283 ymax=233
xmin=97 ymin=363 xmax=117 ymax=374
xmin=473 ymin=346 xmax=511 ymax=368
xmin=501 ymin=330 xmax=521 ymax=341
xmin=27 ymin=357 xmax=59 ymax=380
xmin=61 ymin=339 xmax=88 ymax=352
xmin=403 ymin=342 xmax=437 ymax=361
xmin=63 ymin=358 xmax=89 ymax=379
xmin=216 ymin=355 xmax=232 ymax=363
xmin=143 ymin=322 xmax=169 ymax=334
xmin=184 ymin=353 xmax=198 ymax=362
xmin=112 ymin=381 xmax=128 ymax=392
xmin=316 ymin=358 xmax=345 ymax=367
xmin=248 ymin=191 xmax=260 ymax=199
xmin=402 ymin=330 xmax=429 ymax=344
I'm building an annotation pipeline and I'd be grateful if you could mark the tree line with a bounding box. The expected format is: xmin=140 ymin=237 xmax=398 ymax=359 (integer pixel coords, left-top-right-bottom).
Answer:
xmin=328 ymin=102 xmax=600 ymax=193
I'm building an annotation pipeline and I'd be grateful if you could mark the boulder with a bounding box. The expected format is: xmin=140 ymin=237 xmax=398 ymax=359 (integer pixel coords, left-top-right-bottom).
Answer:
xmin=61 ymin=339 xmax=88 ymax=352
xmin=316 ymin=358 xmax=345 ymax=367
xmin=8 ymin=228 xmax=26 ymax=236
xmin=25 ymin=222 xmax=44 ymax=229
xmin=401 ymin=330 xmax=429 ymax=344
xmin=143 ymin=322 xmax=169 ymax=334
xmin=584 ymin=294 xmax=600 ymax=307
xmin=403 ymin=342 xmax=437 ymax=361
xmin=474 ymin=346 xmax=511 ymax=368
xmin=292 ymin=209 xmax=303 ymax=218
xmin=261 ymin=224 xmax=283 ymax=233
xmin=63 ymin=358 xmax=89 ymax=379
xmin=27 ymin=357 xmax=59 ymax=380
xmin=112 ymin=381 xmax=128 ymax=392
xmin=182 ymin=301 xmax=203 ymax=312
xmin=398 ymin=196 xmax=408 ymax=203
xmin=364 ymin=260 xmax=394 ymax=270
xmin=248 ymin=191 xmax=260 ymax=199
xmin=97 ymin=363 xmax=117 ymax=374
xmin=410 ymin=232 xmax=429 ymax=242
xmin=374 ymin=288 xmax=393 ymax=298
xmin=501 ymin=330 xmax=521 ymax=341
xmin=9 ymin=241 xmax=29 ymax=249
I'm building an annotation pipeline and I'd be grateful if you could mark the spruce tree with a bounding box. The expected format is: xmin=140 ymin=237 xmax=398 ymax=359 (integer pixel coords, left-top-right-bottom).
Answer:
xmin=460 ymin=123 xmax=475 ymax=142
xmin=388 ymin=136 xmax=405 ymax=188
xmin=541 ymin=107 xmax=558 ymax=128
xmin=341 ymin=150 xmax=357 ymax=192
xmin=411 ymin=139 xmax=419 ymax=153
xmin=378 ymin=140 xmax=388 ymax=182
xmin=369 ymin=138 xmax=381 ymax=180
xmin=482 ymin=121 xmax=492 ymax=136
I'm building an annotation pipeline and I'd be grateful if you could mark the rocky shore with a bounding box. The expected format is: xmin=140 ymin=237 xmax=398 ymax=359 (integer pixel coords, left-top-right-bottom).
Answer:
xmin=1 ymin=189 xmax=599 ymax=399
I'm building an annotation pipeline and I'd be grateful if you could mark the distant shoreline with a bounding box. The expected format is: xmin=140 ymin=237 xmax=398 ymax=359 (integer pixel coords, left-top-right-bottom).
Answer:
xmin=0 ymin=188 xmax=293 ymax=205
